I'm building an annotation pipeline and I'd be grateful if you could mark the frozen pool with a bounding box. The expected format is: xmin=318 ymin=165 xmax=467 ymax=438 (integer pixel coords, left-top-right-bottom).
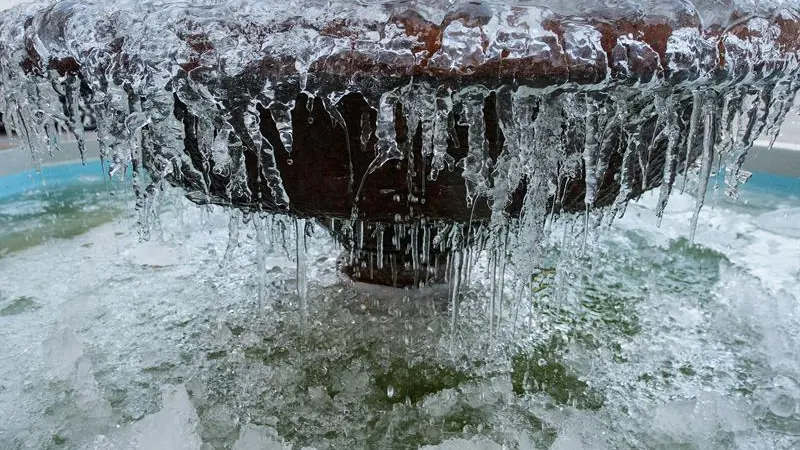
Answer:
xmin=0 ymin=143 xmax=798 ymax=449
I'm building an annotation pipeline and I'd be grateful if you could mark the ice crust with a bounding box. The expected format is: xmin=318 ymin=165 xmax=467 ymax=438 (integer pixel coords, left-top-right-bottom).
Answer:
xmin=1 ymin=0 xmax=798 ymax=226
xmin=2 ymin=184 xmax=800 ymax=448
xmin=1 ymin=0 xmax=799 ymax=302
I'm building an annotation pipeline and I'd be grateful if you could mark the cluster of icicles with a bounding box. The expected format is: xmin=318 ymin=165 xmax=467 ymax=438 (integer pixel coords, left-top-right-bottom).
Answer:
xmin=1 ymin=0 xmax=799 ymax=302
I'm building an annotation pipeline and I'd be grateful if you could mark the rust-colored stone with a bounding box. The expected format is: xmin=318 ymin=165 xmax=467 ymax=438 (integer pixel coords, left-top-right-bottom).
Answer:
xmin=8 ymin=2 xmax=800 ymax=287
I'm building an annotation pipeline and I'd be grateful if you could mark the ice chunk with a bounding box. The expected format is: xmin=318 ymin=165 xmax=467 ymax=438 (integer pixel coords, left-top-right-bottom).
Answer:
xmin=125 ymin=385 xmax=202 ymax=450
xmin=651 ymin=393 xmax=751 ymax=447
xmin=44 ymin=327 xmax=84 ymax=379
xmin=233 ymin=424 xmax=291 ymax=450
xmin=419 ymin=436 xmax=504 ymax=450
xmin=550 ymin=433 xmax=584 ymax=450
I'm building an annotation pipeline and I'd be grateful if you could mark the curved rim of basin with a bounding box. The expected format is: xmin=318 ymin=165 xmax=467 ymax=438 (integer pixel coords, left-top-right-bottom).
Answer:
xmin=13 ymin=1 xmax=800 ymax=84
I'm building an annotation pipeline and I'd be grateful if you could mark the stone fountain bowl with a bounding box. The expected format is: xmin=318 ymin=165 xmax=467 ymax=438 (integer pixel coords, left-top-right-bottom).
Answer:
xmin=1 ymin=0 xmax=799 ymax=285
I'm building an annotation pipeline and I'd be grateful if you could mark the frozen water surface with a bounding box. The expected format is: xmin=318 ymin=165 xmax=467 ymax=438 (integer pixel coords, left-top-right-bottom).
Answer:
xmin=0 ymin=167 xmax=797 ymax=449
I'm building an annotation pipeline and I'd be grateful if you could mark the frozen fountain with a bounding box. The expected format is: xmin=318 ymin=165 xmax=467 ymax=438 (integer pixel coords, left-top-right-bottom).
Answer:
xmin=2 ymin=1 xmax=800 ymax=449
xmin=1 ymin=0 xmax=799 ymax=288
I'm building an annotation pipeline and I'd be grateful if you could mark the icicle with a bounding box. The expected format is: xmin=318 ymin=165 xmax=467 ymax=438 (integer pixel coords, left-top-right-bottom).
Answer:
xmin=638 ymin=98 xmax=664 ymax=194
xmin=728 ymin=81 xmax=795 ymax=198
xmin=95 ymin=83 xmax=132 ymax=175
xmin=717 ymin=90 xmax=740 ymax=153
xmin=592 ymin=104 xmax=613 ymax=186
xmin=304 ymin=93 xmax=315 ymax=119
xmin=211 ymin=126 xmax=234 ymax=177
xmin=359 ymin=109 xmax=372 ymax=153
xmin=609 ymin=100 xmax=639 ymax=219
xmin=126 ymin=90 xmax=172 ymax=239
xmin=410 ymin=224 xmax=419 ymax=284
xmin=489 ymin=87 xmax=517 ymax=217
xmin=655 ymin=98 xmax=680 ymax=225
xmin=392 ymin=223 xmax=400 ymax=251
xmin=222 ymin=210 xmax=242 ymax=267
xmin=422 ymin=222 xmax=430 ymax=265
xmin=194 ymin=116 xmax=215 ymax=200
xmin=496 ymin=227 xmax=508 ymax=331
xmin=357 ymin=220 xmax=365 ymax=251
xmin=250 ymin=102 xmax=290 ymax=208
xmin=489 ymin=243 xmax=498 ymax=335
xmin=582 ymin=99 xmax=601 ymax=207
xmin=254 ymin=214 xmax=269 ymax=307
xmin=4 ymin=100 xmax=42 ymax=169
xmin=690 ymin=104 xmax=715 ymax=242
xmin=430 ymin=88 xmax=455 ymax=181
xmin=399 ymin=84 xmax=428 ymax=151
xmin=324 ymin=92 xmax=351 ymax=179
xmin=296 ymin=218 xmax=308 ymax=308
xmin=418 ymin=93 xmax=436 ymax=162
xmin=375 ymin=224 xmax=385 ymax=270
xmin=41 ymin=120 xmax=60 ymax=158
xmin=368 ymin=91 xmax=402 ymax=173
xmin=63 ymin=76 xmax=87 ymax=163
xmin=724 ymin=91 xmax=762 ymax=198
xmin=681 ymin=90 xmax=702 ymax=194
xmin=488 ymin=225 xmax=508 ymax=336
xmin=269 ymin=101 xmax=294 ymax=152
xmin=456 ymin=87 xmax=489 ymax=206
xmin=126 ymin=96 xmax=152 ymax=239
xmin=450 ymin=249 xmax=463 ymax=334
xmin=448 ymin=224 xmax=465 ymax=332
xmin=762 ymin=80 xmax=796 ymax=151
xmin=34 ymin=77 xmax=68 ymax=157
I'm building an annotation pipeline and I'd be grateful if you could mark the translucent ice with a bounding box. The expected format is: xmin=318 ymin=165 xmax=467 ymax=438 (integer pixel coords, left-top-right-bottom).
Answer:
xmin=121 ymin=385 xmax=202 ymax=450
xmin=232 ymin=424 xmax=291 ymax=450
xmin=1 ymin=0 xmax=799 ymax=296
xmin=419 ymin=436 xmax=504 ymax=450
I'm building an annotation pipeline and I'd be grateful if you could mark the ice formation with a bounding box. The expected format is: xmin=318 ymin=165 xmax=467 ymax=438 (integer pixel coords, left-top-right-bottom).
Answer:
xmin=1 ymin=0 xmax=799 ymax=289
